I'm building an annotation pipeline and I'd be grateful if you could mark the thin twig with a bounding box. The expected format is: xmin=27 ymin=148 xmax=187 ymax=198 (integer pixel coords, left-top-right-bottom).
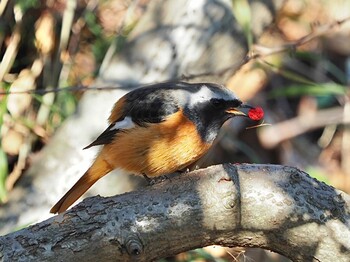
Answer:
xmin=0 ymin=0 xmax=9 ymax=17
xmin=0 ymin=7 xmax=22 ymax=82
xmin=1 ymin=17 xmax=350 ymax=96
xmin=258 ymin=106 xmax=349 ymax=148
xmin=182 ymin=17 xmax=350 ymax=81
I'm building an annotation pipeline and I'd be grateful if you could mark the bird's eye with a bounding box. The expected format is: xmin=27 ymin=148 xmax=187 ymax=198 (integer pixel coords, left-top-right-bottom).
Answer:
xmin=232 ymin=99 xmax=242 ymax=108
xmin=211 ymin=99 xmax=222 ymax=108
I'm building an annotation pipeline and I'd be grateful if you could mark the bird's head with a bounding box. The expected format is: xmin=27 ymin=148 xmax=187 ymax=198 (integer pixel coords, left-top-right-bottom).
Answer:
xmin=171 ymin=82 xmax=249 ymax=142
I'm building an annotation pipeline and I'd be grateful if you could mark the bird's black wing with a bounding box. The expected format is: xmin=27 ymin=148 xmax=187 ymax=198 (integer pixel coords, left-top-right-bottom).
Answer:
xmin=84 ymin=81 xmax=190 ymax=149
xmin=83 ymin=123 xmax=118 ymax=149
xmin=124 ymin=86 xmax=180 ymax=126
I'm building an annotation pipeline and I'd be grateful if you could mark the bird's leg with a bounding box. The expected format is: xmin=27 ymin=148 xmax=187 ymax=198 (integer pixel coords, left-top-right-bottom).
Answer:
xmin=142 ymin=174 xmax=167 ymax=186
xmin=142 ymin=168 xmax=197 ymax=186
xmin=142 ymin=173 xmax=152 ymax=183
xmin=193 ymin=165 xmax=200 ymax=170
xmin=174 ymin=168 xmax=187 ymax=174
xmin=176 ymin=163 xmax=201 ymax=174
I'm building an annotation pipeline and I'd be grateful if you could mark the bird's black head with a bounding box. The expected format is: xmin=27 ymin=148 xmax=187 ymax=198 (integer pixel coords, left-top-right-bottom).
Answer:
xmin=178 ymin=83 xmax=246 ymax=143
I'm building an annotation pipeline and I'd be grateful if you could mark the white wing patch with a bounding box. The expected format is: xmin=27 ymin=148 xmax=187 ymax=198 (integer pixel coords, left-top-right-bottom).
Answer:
xmin=110 ymin=116 xmax=135 ymax=130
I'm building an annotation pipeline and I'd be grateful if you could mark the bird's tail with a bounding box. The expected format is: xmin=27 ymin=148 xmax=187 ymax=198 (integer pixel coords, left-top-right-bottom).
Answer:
xmin=50 ymin=154 xmax=112 ymax=214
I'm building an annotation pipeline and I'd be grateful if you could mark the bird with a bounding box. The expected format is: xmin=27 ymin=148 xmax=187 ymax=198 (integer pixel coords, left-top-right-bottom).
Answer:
xmin=50 ymin=81 xmax=248 ymax=214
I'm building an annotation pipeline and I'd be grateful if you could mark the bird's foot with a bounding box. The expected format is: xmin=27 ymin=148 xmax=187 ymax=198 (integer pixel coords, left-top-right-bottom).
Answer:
xmin=143 ymin=174 xmax=168 ymax=186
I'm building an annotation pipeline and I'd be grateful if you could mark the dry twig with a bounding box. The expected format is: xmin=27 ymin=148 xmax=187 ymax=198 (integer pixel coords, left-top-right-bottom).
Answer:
xmin=1 ymin=17 xmax=349 ymax=96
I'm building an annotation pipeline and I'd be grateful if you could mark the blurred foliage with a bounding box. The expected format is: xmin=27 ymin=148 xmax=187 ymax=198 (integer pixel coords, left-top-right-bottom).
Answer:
xmin=0 ymin=84 xmax=9 ymax=201
xmin=0 ymin=0 xmax=142 ymax=204
xmin=270 ymin=83 xmax=346 ymax=97
xmin=84 ymin=9 xmax=112 ymax=67
xmin=306 ymin=166 xmax=330 ymax=183
xmin=0 ymin=147 xmax=8 ymax=202
xmin=231 ymin=0 xmax=253 ymax=47
xmin=15 ymin=0 xmax=40 ymax=12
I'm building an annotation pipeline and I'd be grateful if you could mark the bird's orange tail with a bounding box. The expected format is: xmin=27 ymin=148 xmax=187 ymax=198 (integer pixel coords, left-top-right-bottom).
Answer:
xmin=50 ymin=154 xmax=112 ymax=214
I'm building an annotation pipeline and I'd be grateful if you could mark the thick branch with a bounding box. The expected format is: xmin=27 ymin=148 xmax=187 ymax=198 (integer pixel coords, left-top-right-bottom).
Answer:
xmin=1 ymin=164 xmax=349 ymax=261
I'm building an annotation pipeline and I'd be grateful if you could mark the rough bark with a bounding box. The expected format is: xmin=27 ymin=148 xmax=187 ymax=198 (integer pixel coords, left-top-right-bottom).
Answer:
xmin=1 ymin=164 xmax=349 ymax=262
xmin=0 ymin=0 xmax=283 ymax=234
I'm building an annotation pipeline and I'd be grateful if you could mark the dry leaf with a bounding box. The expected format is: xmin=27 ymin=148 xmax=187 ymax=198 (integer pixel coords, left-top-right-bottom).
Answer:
xmin=1 ymin=129 xmax=23 ymax=155
xmin=7 ymin=69 xmax=35 ymax=118
xmin=35 ymin=11 xmax=55 ymax=55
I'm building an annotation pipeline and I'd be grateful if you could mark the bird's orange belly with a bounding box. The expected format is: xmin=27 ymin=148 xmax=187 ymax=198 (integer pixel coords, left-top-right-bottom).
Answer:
xmin=101 ymin=111 xmax=211 ymax=177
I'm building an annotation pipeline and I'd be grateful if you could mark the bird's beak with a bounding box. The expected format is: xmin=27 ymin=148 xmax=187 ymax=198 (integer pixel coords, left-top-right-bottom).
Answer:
xmin=225 ymin=108 xmax=247 ymax=116
xmin=226 ymin=103 xmax=255 ymax=116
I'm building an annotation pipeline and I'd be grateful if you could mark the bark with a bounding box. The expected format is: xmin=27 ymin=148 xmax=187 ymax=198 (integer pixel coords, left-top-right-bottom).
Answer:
xmin=0 ymin=0 xmax=283 ymax=234
xmin=1 ymin=164 xmax=349 ymax=262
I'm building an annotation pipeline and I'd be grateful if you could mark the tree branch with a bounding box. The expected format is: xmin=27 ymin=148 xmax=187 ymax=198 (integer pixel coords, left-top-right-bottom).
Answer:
xmin=259 ymin=106 xmax=350 ymax=148
xmin=1 ymin=164 xmax=349 ymax=261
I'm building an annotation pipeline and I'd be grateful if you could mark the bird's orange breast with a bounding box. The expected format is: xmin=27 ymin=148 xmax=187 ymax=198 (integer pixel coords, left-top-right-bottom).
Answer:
xmin=100 ymin=110 xmax=211 ymax=177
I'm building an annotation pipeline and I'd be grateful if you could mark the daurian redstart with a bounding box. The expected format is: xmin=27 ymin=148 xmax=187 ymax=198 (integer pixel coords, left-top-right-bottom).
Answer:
xmin=50 ymin=81 xmax=252 ymax=213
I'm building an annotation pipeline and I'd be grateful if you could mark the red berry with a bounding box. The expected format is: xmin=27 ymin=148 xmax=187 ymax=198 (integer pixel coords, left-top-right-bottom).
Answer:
xmin=248 ymin=107 xmax=264 ymax=121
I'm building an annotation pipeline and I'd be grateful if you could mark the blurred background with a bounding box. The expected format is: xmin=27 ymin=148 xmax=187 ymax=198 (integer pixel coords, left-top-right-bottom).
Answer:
xmin=0 ymin=0 xmax=350 ymax=261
